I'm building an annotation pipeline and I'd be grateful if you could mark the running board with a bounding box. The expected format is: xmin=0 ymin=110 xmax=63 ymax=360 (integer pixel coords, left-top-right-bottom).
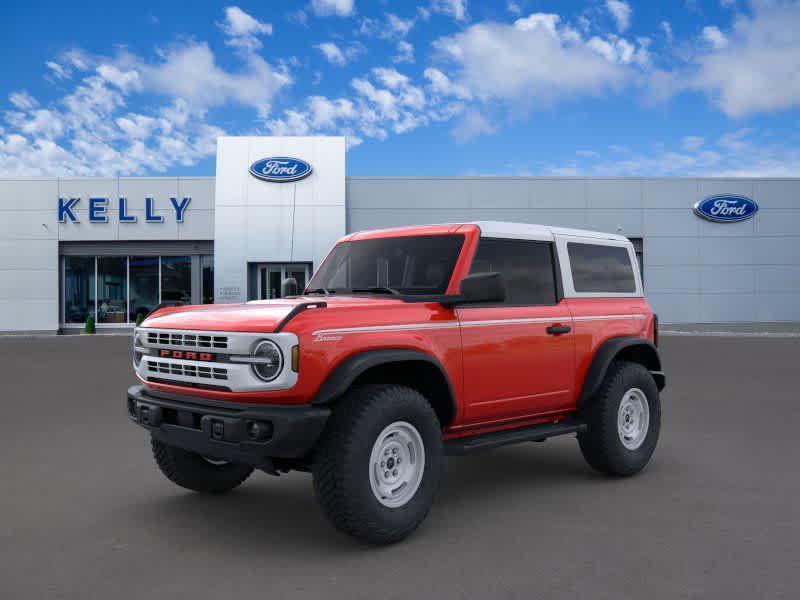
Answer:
xmin=444 ymin=419 xmax=587 ymax=456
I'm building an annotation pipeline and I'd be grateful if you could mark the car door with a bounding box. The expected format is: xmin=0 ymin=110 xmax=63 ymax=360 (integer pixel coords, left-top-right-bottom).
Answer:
xmin=458 ymin=237 xmax=575 ymax=426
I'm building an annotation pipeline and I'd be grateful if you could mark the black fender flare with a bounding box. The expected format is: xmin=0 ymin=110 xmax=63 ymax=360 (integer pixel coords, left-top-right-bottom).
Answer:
xmin=578 ymin=337 xmax=665 ymax=411
xmin=311 ymin=348 xmax=457 ymax=422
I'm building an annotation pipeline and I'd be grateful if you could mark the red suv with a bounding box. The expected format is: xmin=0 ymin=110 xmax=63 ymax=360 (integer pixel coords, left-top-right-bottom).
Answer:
xmin=129 ymin=222 xmax=665 ymax=544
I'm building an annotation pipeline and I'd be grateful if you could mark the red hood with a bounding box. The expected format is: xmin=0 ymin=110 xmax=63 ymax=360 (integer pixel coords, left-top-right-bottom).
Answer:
xmin=141 ymin=295 xmax=406 ymax=333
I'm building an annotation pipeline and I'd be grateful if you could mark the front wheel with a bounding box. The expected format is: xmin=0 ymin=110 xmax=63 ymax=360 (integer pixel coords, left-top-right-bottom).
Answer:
xmin=578 ymin=360 xmax=661 ymax=476
xmin=151 ymin=438 xmax=254 ymax=493
xmin=312 ymin=384 xmax=443 ymax=545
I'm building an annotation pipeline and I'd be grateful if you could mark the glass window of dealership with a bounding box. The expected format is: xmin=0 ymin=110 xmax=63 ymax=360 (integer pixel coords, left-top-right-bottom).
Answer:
xmin=60 ymin=243 xmax=214 ymax=328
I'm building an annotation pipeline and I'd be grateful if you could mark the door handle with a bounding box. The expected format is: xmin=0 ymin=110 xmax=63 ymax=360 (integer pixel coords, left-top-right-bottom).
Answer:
xmin=546 ymin=325 xmax=571 ymax=335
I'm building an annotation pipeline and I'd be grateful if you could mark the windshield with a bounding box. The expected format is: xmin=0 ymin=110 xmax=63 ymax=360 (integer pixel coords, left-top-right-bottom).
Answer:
xmin=307 ymin=234 xmax=465 ymax=296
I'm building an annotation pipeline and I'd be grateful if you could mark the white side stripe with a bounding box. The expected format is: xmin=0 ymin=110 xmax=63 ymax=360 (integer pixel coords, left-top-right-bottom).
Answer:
xmin=312 ymin=314 xmax=647 ymax=338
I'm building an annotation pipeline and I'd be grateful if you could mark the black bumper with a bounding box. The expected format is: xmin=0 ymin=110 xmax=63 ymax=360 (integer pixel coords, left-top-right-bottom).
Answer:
xmin=127 ymin=385 xmax=330 ymax=466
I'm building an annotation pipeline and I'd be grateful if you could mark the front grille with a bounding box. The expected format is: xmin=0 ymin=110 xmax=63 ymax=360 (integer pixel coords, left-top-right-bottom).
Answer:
xmin=146 ymin=331 xmax=228 ymax=349
xmin=147 ymin=360 xmax=228 ymax=381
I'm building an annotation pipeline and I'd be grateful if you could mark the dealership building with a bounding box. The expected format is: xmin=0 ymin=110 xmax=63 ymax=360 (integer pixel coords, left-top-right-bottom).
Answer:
xmin=1 ymin=135 xmax=798 ymax=334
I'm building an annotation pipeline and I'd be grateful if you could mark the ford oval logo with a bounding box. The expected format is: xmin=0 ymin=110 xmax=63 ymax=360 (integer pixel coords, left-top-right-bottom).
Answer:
xmin=693 ymin=195 xmax=758 ymax=223
xmin=249 ymin=157 xmax=312 ymax=183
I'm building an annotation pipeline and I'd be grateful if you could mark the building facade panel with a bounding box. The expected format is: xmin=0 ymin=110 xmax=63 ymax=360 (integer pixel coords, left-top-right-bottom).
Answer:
xmin=0 ymin=138 xmax=798 ymax=332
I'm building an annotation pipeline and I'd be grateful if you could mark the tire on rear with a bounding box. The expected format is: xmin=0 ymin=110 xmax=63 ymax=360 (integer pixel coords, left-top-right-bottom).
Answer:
xmin=312 ymin=384 xmax=443 ymax=545
xmin=578 ymin=360 xmax=661 ymax=476
xmin=151 ymin=438 xmax=254 ymax=493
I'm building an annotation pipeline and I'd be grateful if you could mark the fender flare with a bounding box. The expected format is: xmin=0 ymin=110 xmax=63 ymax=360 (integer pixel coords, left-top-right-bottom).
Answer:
xmin=311 ymin=348 xmax=457 ymax=422
xmin=578 ymin=336 xmax=664 ymax=411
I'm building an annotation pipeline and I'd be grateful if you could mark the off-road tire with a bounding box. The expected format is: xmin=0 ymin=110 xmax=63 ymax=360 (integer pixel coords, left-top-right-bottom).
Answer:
xmin=578 ymin=360 xmax=661 ymax=476
xmin=151 ymin=438 xmax=254 ymax=493
xmin=312 ymin=384 xmax=443 ymax=545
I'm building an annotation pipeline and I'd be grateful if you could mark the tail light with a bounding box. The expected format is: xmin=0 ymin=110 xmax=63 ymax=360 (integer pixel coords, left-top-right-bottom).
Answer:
xmin=653 ymin=314 xmax=659 ymax=347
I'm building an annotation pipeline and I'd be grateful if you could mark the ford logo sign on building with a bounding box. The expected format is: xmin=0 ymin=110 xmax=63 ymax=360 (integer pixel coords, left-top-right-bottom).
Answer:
xmin=249 ymin=157 xmax=312 ymax=183
xmin=693 ymin=195 xmax=759 ymax=223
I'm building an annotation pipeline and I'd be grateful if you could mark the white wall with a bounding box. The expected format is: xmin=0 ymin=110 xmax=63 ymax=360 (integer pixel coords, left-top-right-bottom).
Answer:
xmin=213 ymin=136 xmax=346 ymax=303
xmin=0 ymin=178 xmax=59 ymax=332
xmin=346 ymin=177 xmax=800 ymax=324
xmin=0 ymin=177 xmax=214 ymax=332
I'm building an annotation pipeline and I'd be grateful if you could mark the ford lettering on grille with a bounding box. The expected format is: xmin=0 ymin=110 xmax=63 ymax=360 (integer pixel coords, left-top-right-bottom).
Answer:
xmin=158 ymin=349 xmax=215 ymax=361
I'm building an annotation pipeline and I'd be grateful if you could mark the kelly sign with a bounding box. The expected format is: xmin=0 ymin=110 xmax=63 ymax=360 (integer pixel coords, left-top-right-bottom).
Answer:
xmin=58 ymin=197 xmax=191 ymax=223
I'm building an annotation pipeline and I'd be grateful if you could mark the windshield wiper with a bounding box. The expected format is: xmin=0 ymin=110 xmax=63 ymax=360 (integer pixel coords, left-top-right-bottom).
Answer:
xmin=351 ymin=286 xmax=401 ymax=295
xmin=305 ymin=287 xmax=335 ymax=295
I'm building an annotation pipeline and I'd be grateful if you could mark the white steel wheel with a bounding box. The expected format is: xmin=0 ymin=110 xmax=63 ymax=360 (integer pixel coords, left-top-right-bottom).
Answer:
xmin=368 ymin=421 xmax=426 ymax=508
xmin=617 ymin=388 xmax=650 ymax=450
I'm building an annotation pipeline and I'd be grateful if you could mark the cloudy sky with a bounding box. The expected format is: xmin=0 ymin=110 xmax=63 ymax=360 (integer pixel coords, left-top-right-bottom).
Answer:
xmin=1 ymin=0 xmax=799 ymax=177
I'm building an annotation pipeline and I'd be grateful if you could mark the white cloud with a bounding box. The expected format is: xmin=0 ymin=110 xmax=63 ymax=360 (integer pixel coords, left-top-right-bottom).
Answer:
xmin=681 ymin=135 xmax=705 ymax=151
xmin=359 ymin=13 xmax=415 ymax=40
xmin=310 ymin=0 xmax=354 ymax=17
xmin=0 ymin=22 xmax=289 ymax=176
xmin=507 ymin=1 xmax=522 ymax=16
xmin=691 ymin=1 xmax=800 ymax=116
xmin=451 ymin=110 xmax=496 ymax=142
xmin=139 ymin=42 xmax=290 ymax=116
xmin=218 ymin=6 xmax=272 ymax=51
xmin=314 ymin=42 xmax=363 ymax=66
xmin=430 ymin=0 xmax=468 ymax=21
xmin=45 ymin=61 xmax=71 ymax=80
xmin=386 ymin=14 xmax=414 ymax=38
xmin=266 ymin=66 xmax=463 ymax=145
xmin=606 ymin=0 xmax=632 ymax=33
xmin=96 ymin=64 xmax=142 ymax=93
xmin=701 ymin=25 xmax=728 ymax=49
xmin=393 ymin=41 xmax=415 ymax=63
xmin=9 ymin=91 xmax=38 ymax=111
xmin=660 ymin=20 xmax=673 ymax=43
xmin=432 ymin=13 xmax=639 ymax=107
xmin=423 ymin=67 xmax=472 ymax=100
xmin=546 ymin=128 xmax=800 ymax=177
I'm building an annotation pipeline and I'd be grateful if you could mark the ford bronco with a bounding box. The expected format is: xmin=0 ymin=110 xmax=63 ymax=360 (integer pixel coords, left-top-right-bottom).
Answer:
xmin=128 ymin=222 xmax=665 ymax=544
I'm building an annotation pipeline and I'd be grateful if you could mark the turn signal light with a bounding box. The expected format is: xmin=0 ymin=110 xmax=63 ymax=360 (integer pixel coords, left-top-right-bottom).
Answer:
xmin=291 ymin=345 xmax=300 ymax=372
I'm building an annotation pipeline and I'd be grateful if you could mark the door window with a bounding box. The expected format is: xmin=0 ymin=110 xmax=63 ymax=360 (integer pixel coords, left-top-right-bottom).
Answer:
xmin=469 ymin=238 xmax=558 ymax=305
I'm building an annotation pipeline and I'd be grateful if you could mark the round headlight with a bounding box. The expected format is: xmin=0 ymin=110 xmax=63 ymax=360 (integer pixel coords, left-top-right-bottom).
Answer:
xmin=251 ymin=340 xmax=283 ymax=382
xmin=133 ymin=329 xmax=143 ymax=367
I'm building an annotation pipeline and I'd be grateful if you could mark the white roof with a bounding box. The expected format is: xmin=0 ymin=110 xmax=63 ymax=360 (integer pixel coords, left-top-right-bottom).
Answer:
xmin=471 ymin=221 xmax=630 ymax=243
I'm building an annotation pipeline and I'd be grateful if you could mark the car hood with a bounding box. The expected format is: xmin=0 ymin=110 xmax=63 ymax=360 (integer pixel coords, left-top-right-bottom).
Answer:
xmin=141 ymin=295 xmax=406 ymax=333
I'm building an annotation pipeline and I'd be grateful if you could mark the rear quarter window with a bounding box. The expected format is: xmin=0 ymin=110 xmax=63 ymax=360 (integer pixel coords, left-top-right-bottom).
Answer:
xmin=567 ymin=242 xmax=636 ymax=293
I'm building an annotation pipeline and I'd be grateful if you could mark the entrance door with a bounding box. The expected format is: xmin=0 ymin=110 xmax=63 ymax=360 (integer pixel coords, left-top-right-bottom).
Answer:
xmin=257 ymin=263 xmax=311 ymax=299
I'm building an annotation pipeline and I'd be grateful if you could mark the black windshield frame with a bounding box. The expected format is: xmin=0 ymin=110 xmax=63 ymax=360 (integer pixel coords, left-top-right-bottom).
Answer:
xmin=306 ymin=234 xmax=466 ymax=297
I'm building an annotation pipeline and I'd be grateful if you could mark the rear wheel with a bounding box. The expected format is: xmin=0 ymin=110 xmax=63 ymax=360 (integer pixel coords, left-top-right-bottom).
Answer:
xmin=578 ymin=360 xmax=661 ymax=476
xmin=151 ymin=438 xmax=254 ymax=493
xmin=312 ymin=384 xmax=443 ymax=545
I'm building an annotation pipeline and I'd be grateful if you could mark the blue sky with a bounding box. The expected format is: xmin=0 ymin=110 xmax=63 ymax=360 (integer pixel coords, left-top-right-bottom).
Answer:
xmin=1 ymin=0 xmax=798 ymax=177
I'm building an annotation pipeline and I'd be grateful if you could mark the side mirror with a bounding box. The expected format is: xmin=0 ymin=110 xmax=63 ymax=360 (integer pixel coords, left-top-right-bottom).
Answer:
xmin=457 ymin=272 xmax=505 ymax=304
xmin=282 ymin=277 xmax=299 ymax=297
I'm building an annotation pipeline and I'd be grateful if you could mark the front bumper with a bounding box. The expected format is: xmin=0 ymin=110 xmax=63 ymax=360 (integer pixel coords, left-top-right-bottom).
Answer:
xmin=127 ymin=385 xmax=330 ymax=466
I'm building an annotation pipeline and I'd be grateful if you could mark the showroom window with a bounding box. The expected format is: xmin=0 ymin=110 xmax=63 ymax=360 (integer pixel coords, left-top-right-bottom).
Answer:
xmin=61 ymin=254 xmax=213 ymax=327
xmin=129 ymin=256 xmax=159 ymax=322
xmin=63 ymin=256 xmax=96 ymax=324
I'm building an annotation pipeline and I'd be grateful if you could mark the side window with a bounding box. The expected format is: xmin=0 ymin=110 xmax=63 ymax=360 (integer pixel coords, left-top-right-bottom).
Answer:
xmin=469 ymin=238 xmax=557 ymax=305
xmin=567 ymin=242 xmax=636 ymax=293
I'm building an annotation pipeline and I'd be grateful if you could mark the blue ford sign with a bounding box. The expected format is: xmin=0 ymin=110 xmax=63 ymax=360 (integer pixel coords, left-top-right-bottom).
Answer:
xmin=249 ymin=157 xmax=313 ymax=182
xmin=693 ymin=195 xmax=758 ymax=223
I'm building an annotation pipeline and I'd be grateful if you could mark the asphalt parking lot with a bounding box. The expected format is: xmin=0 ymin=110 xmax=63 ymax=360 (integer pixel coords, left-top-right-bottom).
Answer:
xmin=1 ymin=334 xmax=798 ymax=599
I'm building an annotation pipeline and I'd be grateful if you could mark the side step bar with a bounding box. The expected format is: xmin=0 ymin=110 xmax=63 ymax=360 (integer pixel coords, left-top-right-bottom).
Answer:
xmin=444 ymin=419 xmax=587 ymax=456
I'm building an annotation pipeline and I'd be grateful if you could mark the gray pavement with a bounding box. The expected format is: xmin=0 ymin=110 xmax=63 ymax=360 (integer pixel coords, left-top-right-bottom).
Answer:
xmin=1 ymin=334 xmax=798 ymax=599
